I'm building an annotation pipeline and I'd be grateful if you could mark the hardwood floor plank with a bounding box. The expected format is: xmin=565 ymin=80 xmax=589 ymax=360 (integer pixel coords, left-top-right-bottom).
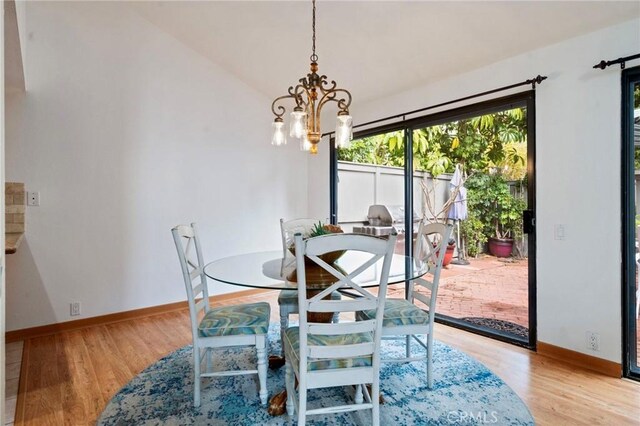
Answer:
xmin=20 ymin=335 xmax=64 ymax=426
xmin=80 ymin=326 xmax=133 ymax=403
xmin=103 ymin=321 xmax=158 ymax=375
xmin=57 ymin=331 xmax=104 ymax=425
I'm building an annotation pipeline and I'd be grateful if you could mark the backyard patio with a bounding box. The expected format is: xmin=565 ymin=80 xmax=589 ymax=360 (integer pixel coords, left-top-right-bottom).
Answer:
xmin=387 ymin=255 xmax=529 ymax=338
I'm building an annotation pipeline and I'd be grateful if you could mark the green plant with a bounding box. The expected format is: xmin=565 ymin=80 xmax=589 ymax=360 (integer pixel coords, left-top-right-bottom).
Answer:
xmin=307 ymin=222 xmax=343 ymax=238
xmin=464 ymin=172 xmax=525 ymax=242
xmin=308 ymin=221 xmax=331 ymax=238
xmin=460 ymin=216 xmax=487 ymax=258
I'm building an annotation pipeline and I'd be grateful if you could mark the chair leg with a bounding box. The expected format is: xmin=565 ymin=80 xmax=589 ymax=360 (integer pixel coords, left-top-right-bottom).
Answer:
xmin=256 ymin=337 xmax=268 ymax=405
xmin=371 ymin=379 xmax=380 ymax=426
xmin=298 ymin=387 xmax=307 ymax=426
xmin=405 ymin=334 xmax=411 ymax=359
xmin=205 ymin=348 xmax=212 ymax=374
xmin=285 ymin=362 xmax=295 ymax=416
xmin=354 ymin=384 xmax=363 ymax=404
xmin=426 ymin=333 xmax=434 ymax=389
xmin=193 ymin=345 xmax=201 ymax=407
xmin=280 ymin=310 xmax=289 ymax=357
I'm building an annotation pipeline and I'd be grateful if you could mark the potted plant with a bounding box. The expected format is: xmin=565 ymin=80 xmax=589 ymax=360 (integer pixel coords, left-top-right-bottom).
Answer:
xmin=288 ymin=221 xmax=345 ymax=264
xmin=485 ymin=174 xmax=525 ymax=257
xmin=442 ymin=238 xmax=456 ymax=266
xmin=463 ymin=173 xmax=525 ymax=258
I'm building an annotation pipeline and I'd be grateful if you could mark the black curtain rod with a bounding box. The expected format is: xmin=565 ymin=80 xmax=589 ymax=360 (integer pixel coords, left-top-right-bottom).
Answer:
xmin=322 ymin=74 xmax=547 ymax=137
xmin=593 ymin=53 xmax=640 ymax=70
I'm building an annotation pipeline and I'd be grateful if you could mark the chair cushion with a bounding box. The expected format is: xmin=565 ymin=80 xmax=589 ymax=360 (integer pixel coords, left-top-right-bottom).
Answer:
xmin=358 ymin=298 xmax=430 ymax=327
xmin=198 ymin=302 xmax=270 ymax=337
xmin=278 ymin=290 xmax=341 ymax=304
xmin=284 ymin=327 xmax=373 ymax=371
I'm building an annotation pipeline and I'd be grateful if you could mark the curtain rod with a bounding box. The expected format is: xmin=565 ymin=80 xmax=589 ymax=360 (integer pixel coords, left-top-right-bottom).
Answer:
xmin=593 ymin=53 xmax=640 ymax=70
xmin=322 ymin=74 xmax=547 ymax=138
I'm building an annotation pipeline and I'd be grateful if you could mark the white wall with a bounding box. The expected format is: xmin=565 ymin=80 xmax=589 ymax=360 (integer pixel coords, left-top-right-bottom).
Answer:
xmin=5 ymin=2 xmax=309 ymax=331
xmin=309 ymin=18 xmax=640 ymax=362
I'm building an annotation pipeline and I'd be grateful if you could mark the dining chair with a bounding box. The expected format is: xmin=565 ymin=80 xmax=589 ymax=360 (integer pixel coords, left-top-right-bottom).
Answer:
xmin=357 ymin=221 xmax=452 ymax=389
xmin=172 ymin=223 xmax=269 ymax=407
xmin=278 ymin=218 xmax=340 ymax=355
xmin=284 ymin=231 xmax=397 ymax=426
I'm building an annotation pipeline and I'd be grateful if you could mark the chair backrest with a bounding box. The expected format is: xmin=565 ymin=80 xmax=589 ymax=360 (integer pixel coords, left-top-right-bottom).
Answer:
xmin=293 ymin=232 xmax=397 ymax=374
xmin=409 ymin=221 xmax=453 ymax=316
xmin=172 ymin=223 xmax=210 ymax=341
xmin=280 ymin=218 xmax=322 ymax=259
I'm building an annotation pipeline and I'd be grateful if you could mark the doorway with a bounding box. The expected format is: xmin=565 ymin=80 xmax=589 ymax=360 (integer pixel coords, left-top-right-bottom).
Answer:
xmin=331 ymin=92 xmax=536 ymax=348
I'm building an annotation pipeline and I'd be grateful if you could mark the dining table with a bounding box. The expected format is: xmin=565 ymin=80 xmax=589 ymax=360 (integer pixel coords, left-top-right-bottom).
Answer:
xmin=203 ymin=249 xmax=428 ymax=415
xmin=204 ymin=249 xmax=427 ymax=290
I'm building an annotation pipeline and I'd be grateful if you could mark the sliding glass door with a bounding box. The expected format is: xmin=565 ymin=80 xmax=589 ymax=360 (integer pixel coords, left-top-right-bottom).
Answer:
xmin=331 ymin=92 xmax=536 ymax=348
xmin=623 ymin=66 xmax=640 ymax=380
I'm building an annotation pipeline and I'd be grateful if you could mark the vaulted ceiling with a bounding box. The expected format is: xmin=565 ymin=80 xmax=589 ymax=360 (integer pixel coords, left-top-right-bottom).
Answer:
xmin=132 ymin=1 xmax=639 ymax=103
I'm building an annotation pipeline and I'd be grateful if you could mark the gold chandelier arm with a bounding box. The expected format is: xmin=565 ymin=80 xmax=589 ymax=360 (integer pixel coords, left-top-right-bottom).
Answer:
xmin=271 ymin=94 xmax=297 ymax=119
xmin=271 ymin=84 xmax=311 ymax=119
xmin=317 ymin=88 xmax=352 ymax=113
xmin=317 ymin=75 xmax=337 ymax=94
xmin=289 ymin=84 xmax=309 ymax=109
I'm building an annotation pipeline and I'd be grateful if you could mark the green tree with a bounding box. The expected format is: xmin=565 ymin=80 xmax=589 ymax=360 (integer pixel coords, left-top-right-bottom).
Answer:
xmin=338 ymin=108 xmax=527 ymax=179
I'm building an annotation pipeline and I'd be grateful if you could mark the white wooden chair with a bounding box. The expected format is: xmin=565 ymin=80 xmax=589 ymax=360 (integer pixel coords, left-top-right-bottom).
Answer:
xmin=172 ymin=223 xmax=269 ymax=407
xmin=278 ymin=218 xmax=340 ymax=355
xmin=284 ymin=231 xmax=397 ymax=426
xmin=357 ymin=221 xmax=452 ymax=389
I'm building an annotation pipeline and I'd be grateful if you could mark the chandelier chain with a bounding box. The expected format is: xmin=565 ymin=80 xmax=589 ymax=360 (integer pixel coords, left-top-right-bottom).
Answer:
xmin=310 ymin=0 xmax=318 ymax=63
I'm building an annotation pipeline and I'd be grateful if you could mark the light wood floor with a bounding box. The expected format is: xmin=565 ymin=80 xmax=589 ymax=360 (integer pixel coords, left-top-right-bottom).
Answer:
xmin=12 ymin=291 xmax=640 ymax=425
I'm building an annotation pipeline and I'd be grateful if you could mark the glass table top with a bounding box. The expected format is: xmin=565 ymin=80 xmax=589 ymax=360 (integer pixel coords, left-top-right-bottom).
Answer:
xmin=203 ymin=250 xmax=427 ymax=290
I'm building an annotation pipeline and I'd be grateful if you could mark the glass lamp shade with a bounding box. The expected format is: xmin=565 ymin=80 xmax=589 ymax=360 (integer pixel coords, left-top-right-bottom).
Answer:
xmin=289 ymin=110 xmax=307 ymax=138
xmin=300 ymin=133 xmax=312 ymax=152
xmin=335 ymin=114 xmax=353 ymax=149
xmin=271 ymin=121 xmax=287 ymax=146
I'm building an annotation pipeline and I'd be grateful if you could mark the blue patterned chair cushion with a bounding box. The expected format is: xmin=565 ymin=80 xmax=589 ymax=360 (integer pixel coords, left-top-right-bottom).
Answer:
xmin=284 ymin=327 xmax=373 ymax=371
xmin=277 ymin=290 xmax=342 ymax=305
xmin=198 ymin=302 xmax=270 ymax=337
xmin=357 ymin=298 xmax=430 ymax=327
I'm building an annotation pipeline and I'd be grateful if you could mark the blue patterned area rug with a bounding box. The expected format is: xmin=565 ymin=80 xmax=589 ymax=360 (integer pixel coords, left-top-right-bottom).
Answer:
xmin=98 ymin=325 xmax=534 ymax=425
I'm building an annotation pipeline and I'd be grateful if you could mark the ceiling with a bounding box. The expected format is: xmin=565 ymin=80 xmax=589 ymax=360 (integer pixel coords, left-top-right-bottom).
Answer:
xmin=131 ymin=1 xmax=639 ymax=104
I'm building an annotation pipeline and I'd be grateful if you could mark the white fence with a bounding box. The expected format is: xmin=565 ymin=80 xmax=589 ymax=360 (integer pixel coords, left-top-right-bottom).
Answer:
xmin=337 ymin=161 xmax=529 ymax=257
xmin=337 ymin=161 xmax=455 ymax=229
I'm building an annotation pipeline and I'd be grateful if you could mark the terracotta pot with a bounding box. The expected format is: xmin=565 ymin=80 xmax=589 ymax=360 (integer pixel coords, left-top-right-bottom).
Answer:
xmin=488 ymin=237 xmax=514 ymax=258
xmin=443 ymin=244 xmax=455 ymax=266
xmin=434 ymin=243 xmax=456 ymax=266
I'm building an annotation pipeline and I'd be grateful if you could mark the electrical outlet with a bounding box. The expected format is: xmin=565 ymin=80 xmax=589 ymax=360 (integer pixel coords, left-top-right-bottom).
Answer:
xmin=70 ymin=301 xmax=81 ymax=317
xmin=27 ymin=191 xmax=40 ymax=206
xmin=585 ymin=331 xmax=600 ymax=351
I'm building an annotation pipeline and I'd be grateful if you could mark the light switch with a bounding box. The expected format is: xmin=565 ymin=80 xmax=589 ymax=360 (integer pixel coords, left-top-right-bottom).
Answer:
xmin=554 ymin=224 xmax=565 ymax=240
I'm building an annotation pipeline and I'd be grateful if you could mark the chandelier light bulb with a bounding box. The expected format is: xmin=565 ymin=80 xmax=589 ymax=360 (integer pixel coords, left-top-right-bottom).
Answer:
xmin=300 ymin=133 xmax=312 ymax=152
xmin=289 ymin=108 xmax=307 ymax=138
xmin=335 ymin=114 xmax=353 ymax=149
xmin=271 ymin=120 xmax=287 ymax=146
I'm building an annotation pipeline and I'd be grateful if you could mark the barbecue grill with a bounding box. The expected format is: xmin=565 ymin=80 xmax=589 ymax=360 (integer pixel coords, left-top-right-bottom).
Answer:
xmin=353 ymin=204 xmax=420 ymax=236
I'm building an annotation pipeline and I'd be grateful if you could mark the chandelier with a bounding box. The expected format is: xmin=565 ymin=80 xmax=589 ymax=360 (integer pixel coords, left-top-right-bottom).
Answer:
xmin=270 ymin=0 xmax=353 ymax=154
